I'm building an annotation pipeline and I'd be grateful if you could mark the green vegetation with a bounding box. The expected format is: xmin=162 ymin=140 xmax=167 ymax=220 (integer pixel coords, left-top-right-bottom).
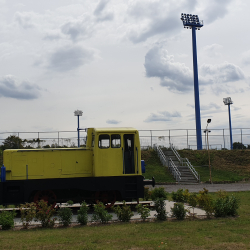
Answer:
xmin=0 ymin=191 xmax=249 ymax=249
xmin=77 ymin=202 xmax=89 ymax=225
xmin=92 ymin=202 xmax=113 ymax=224
xmin=142 ymin=148 xmax=250 ymax=183
xmin=171 ymin=202 xmax=187 ymax=220
xmin=0 ymin=210 xmax=16 ymax=230
xmin=179 ymin=149 xmax=250 ymax=182
xmin=136 ymin=204 xmax=151 ymax=221
xmin=57 ymin=207 xmax=73 ymax=227
xmin=141 ymin=149 xmax=176 ymax=183
xmin=35 ymin=200 xmax=57 ymax=228
xmin=195 ymin=166 xmax=246 ymax=182
xmin=112 ymin=201 xmax=134 ymax=222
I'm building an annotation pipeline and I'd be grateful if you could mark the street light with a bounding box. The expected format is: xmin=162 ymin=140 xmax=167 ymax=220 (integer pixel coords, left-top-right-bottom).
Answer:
xmin=180 ymin=13 xmax=204 ymax=150
xmin=204 ymin=119 xmax=212 ymax=184
xmin=223 ymin=97 xmax=233 ymax=150
xmin=74 ymin=110 xmax=83 ymax=147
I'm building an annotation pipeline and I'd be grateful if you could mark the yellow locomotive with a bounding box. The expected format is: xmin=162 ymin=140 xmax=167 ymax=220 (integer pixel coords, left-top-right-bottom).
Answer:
xmin=0 ymin=127 xmax=154 ymax=206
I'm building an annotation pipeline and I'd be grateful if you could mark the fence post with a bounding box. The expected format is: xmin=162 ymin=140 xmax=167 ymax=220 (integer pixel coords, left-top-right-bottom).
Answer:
xmin=58 ymin=132 xmax=60 ymax=147
xmin=187 ymin=129 xmax=188 ymax=149
xmin=17 ymin=132 xmax=19 ymax=149
xmin=150 ymin=130 xmax=152 ymax=148
xmin=241 ymin=129 xmax=242 ymax=148
xmin=223 ymin=129 xmax=225 ymax=149
xmin=168 ymin=130 xmax=170 ymax=145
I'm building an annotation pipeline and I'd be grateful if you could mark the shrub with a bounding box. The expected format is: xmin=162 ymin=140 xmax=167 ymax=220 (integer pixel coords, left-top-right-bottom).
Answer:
xmin=197 ymin=188 xmax=209 ymax=207
xmin=154 ymin=198 xmax=167 ymax=221
xmin=188 ymin=193 xmax=198 ymax=216
xmin=136 ymin=204 xmax=151 ymax=222
xmin=92 ymin=202 xmax=112 ymax=224
xmin=57 ymin=207 xmax=72 ymax=226
xmin=151 ymin=187 xmax=168 ymax=200
xmin=19 ymin=202 xmax=37 ymax=229
xmin=183 ymin=189 xmax=190 ymax=203
xmin=35 ymin=200 xmax=56 ymax=228
xmin=171 ymin=202 xmax=187 ymax=220
xmin=77 ymin=202 xmax=89 ymax=225
xmin=203 ymin=196 xmax=215 ymax=219
xmin=0 ymin=210 xmax=16 ymax=230
xmin=172 ymin=189 xmax=190 ymax=203
xmin=144 ymin=187 xmax=152 ymax=201
xmin=112 ymin=201 xmax=134 ymax=222
xmin=67 ymin=200 xmax=74 ymax=206
xmin=214 ymin=194 xmax=239 ymax=217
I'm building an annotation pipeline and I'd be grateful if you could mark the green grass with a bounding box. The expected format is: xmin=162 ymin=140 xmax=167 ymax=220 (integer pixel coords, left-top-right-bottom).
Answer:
xmin=142 ymin=149 xmax=176 ymax=183
xmin=195 ymin=166 xmax=248 ymax=183
xmin=1 ymin=191 xmax=250 ymax=249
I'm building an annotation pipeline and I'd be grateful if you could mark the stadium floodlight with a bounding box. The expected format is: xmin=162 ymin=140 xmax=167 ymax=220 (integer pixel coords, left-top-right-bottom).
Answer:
xmin=74 ymin=110 xmax=83 ymax=147
xmin=180 ymin=13 xmax=203 ymax=150
xmin=223 ymin=97 xmax=233 ymax=150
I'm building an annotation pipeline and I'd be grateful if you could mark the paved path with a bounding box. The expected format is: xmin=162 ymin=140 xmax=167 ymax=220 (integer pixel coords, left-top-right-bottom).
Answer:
xmin=151 ymin=182 xmax=250 ymax=193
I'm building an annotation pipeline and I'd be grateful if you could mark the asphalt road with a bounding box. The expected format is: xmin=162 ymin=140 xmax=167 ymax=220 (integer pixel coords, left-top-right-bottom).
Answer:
xmin=150 ymin=182 xmax=250 ymax=193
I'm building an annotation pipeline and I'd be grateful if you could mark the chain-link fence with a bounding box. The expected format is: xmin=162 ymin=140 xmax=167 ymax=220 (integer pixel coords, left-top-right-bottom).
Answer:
xmin=1 ymin=128 xmax=250 ymax=150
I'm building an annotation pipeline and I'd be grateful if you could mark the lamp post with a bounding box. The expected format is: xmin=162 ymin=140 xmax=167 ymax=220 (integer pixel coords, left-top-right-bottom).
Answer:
xmin=223 ymin=97 xmax=233 ymax=150
xmin=74 ymin=110 xmax=83 ymax=147
xmin=204 ymin=119 xmax=212 ymax=184
xmin=181 ymin=13 xmax=203 ymax=150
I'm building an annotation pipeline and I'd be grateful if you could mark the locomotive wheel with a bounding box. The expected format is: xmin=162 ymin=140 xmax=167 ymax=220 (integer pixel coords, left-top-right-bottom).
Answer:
xmin=95 ymin=191 xmax=116 ymax=208
xmin=33 ymin=190 xmax=57 ymax=207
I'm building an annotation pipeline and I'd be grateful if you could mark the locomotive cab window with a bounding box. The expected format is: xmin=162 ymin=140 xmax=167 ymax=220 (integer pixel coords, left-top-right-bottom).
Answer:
xmin=111 ymin=134 xmax=121 ymax=148
xmin=99 ymin=134 xmax=110 ymax=148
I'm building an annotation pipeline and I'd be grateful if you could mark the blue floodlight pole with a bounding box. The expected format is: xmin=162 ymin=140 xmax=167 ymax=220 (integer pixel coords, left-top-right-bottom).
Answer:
xmin=223 ymin=97 xmax=233 ymax=150
xmin=74 ymin=110 xmax=83 ymax=147
xmin=181 ymin=13 xmax=203 ymax=150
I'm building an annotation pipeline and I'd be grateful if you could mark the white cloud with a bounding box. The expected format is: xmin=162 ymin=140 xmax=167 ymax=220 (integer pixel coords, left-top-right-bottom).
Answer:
xmin=197 ymin=0 xmax=233 ymax=24
xmin=144 ymin=111 xmax=181 ymax=122
xmin=241 ymin=50 xmax=250 ymax=65
xmin=14 ymin=11 xmax=37 ymax=29
xmin=145 ymin=46 xmax=246 ymax=94
xmin=0 ymin=75 xmax=41 ymax=100
xmin=93 ymin=0 xmax=114 ymax=22
xmin=61 ymin=18 xmax=94 ymax=42
xmin=106 ymin=119 xmax=120 ymax=124
xmin=200 ymin=62 xmax=245 ymax=83
xmin=203 ymin=44 xmax=223 ymax=58
xmin=144 ymin=46 xmax=210 ymax=93
xmin=46 ymin=45 xmax=96 ymax=72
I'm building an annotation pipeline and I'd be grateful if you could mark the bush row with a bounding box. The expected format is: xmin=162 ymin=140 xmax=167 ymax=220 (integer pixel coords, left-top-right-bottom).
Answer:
xmin=171 ymin=188 xmax=240 ymax=218
xmin=0 ymin=187 xmax=240 ymax=230
xmin=0 ymin=199 xmax=152 ymax=230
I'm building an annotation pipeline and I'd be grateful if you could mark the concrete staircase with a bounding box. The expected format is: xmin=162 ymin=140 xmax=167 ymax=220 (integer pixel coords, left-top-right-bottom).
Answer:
xmin=160 ymin=147 xmax=199 ymax=184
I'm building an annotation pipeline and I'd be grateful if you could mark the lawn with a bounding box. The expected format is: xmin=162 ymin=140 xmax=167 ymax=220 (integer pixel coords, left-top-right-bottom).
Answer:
xmin=1 ymin=191 xmax=250 ymax=249
xmin=195 ymin=166 xmax=247 ymax=183
xmin=142 ymin=149 xmax=176 ymax=183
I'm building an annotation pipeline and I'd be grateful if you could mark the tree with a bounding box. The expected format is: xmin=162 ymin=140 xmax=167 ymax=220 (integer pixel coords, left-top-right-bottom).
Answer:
xmin=233 ymin=142 xmax=246 ymax=150
xmin=2 ymin=135 xmax=24 ymax=149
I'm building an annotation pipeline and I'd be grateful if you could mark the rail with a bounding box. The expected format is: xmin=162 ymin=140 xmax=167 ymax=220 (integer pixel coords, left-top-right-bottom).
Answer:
xmin=168 ymin=158 xmax=181 ymax=182
xmin=153 ymin=144 xmax=181 ymax=182
xmin=170 ymin=143 xmax=199 ymax=182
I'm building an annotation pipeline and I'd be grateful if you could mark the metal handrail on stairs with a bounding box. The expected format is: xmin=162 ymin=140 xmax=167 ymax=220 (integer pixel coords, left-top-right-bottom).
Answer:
xmin=154 ymin=144 xmax=181 ymax=182
xmin=170 ymin=143 xmax=200 ymax=182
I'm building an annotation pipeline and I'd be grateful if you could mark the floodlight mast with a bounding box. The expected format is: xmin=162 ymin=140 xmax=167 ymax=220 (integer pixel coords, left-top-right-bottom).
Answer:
xmin=181 ymin=13 xmax=203 ymax=150
xmin=223 ymin=97 xmax=233 ymax=150
xmin=74 ymin=110 xmax=83 ymax=147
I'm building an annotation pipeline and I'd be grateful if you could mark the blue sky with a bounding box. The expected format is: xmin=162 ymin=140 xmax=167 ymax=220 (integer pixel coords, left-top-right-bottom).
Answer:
xmin=0 ymin=0 xmax=249 ymax=147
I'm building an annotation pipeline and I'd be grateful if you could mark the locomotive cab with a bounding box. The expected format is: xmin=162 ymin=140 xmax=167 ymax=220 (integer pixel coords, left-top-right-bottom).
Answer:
xmin=90 ymin=128 xmax=141 ymax=177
